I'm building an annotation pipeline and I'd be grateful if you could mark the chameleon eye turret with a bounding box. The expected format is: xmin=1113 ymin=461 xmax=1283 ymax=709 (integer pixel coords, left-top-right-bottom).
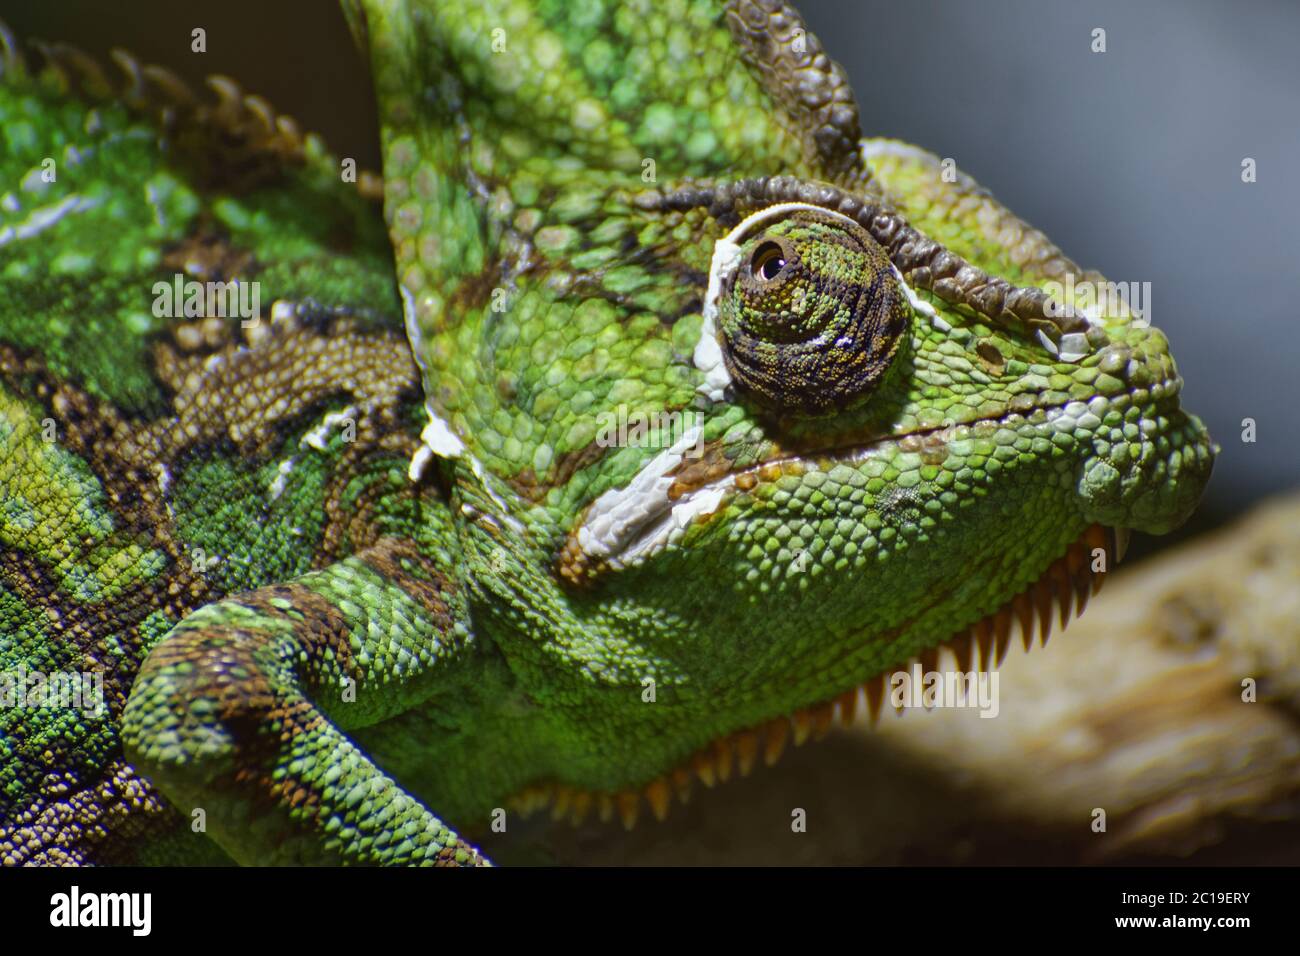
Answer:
xmin=711 ymin=204 xmax=911 ymax=416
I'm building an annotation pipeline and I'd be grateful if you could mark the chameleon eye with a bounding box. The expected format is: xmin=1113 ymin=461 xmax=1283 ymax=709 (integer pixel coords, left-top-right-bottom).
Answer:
xmin=714 ymin=207 xmax=910 ymax=416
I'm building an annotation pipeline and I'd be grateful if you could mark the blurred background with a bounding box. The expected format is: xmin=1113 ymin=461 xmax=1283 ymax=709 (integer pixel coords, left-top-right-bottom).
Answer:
xmin=4 ymin=1 xmax=1297 ymax=864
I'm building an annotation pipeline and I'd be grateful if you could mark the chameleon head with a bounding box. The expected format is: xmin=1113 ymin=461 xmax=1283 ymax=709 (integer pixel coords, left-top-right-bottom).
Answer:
xmin=700 ymin=201 xmax=1215 ymax=538
xmin=352 ymin=0 xmax=1216 ymax=799
xmin=555 ymin=195 xmax=1214 ymax=721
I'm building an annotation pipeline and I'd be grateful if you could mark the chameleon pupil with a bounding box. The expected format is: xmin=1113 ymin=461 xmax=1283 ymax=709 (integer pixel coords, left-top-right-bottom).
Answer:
xmin=753 ymin=243 xmax=786 ymax=280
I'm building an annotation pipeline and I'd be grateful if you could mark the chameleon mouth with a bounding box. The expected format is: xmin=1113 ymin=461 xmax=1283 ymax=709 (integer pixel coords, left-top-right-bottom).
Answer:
xmin=557 ymin=382 xmax=1167 ymax=585
xmin=519 ymin=522 xmax=1129 ymax=829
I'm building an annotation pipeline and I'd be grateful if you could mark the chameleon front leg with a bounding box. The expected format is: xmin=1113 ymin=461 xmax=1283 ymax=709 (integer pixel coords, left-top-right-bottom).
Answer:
xmin=122 ymin=536 xmax=487 ymax=866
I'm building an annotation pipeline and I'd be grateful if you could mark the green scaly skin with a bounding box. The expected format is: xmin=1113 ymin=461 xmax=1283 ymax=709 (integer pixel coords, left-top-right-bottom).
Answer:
xmin=0 ymin=0 xmax=1212 ymax=866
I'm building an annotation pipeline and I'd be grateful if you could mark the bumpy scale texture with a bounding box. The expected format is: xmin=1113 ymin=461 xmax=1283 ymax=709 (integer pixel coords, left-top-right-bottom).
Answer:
xmin=0 ymin=0 xmax=1212 ymax=865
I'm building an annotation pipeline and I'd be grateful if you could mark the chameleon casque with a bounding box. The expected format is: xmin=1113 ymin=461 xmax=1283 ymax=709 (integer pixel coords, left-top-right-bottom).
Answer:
xmin=0 ymin=0 xmax=1214 ymax=866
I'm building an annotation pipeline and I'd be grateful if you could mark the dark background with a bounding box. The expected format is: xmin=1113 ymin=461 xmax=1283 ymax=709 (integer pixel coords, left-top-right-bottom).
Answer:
xmin=4 ymin=0 xmax=1297 ymax=558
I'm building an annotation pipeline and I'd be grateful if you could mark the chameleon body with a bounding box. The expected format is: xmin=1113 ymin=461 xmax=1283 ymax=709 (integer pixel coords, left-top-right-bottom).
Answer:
xmin=0 ymin=0 xmax=1212 ymax=866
